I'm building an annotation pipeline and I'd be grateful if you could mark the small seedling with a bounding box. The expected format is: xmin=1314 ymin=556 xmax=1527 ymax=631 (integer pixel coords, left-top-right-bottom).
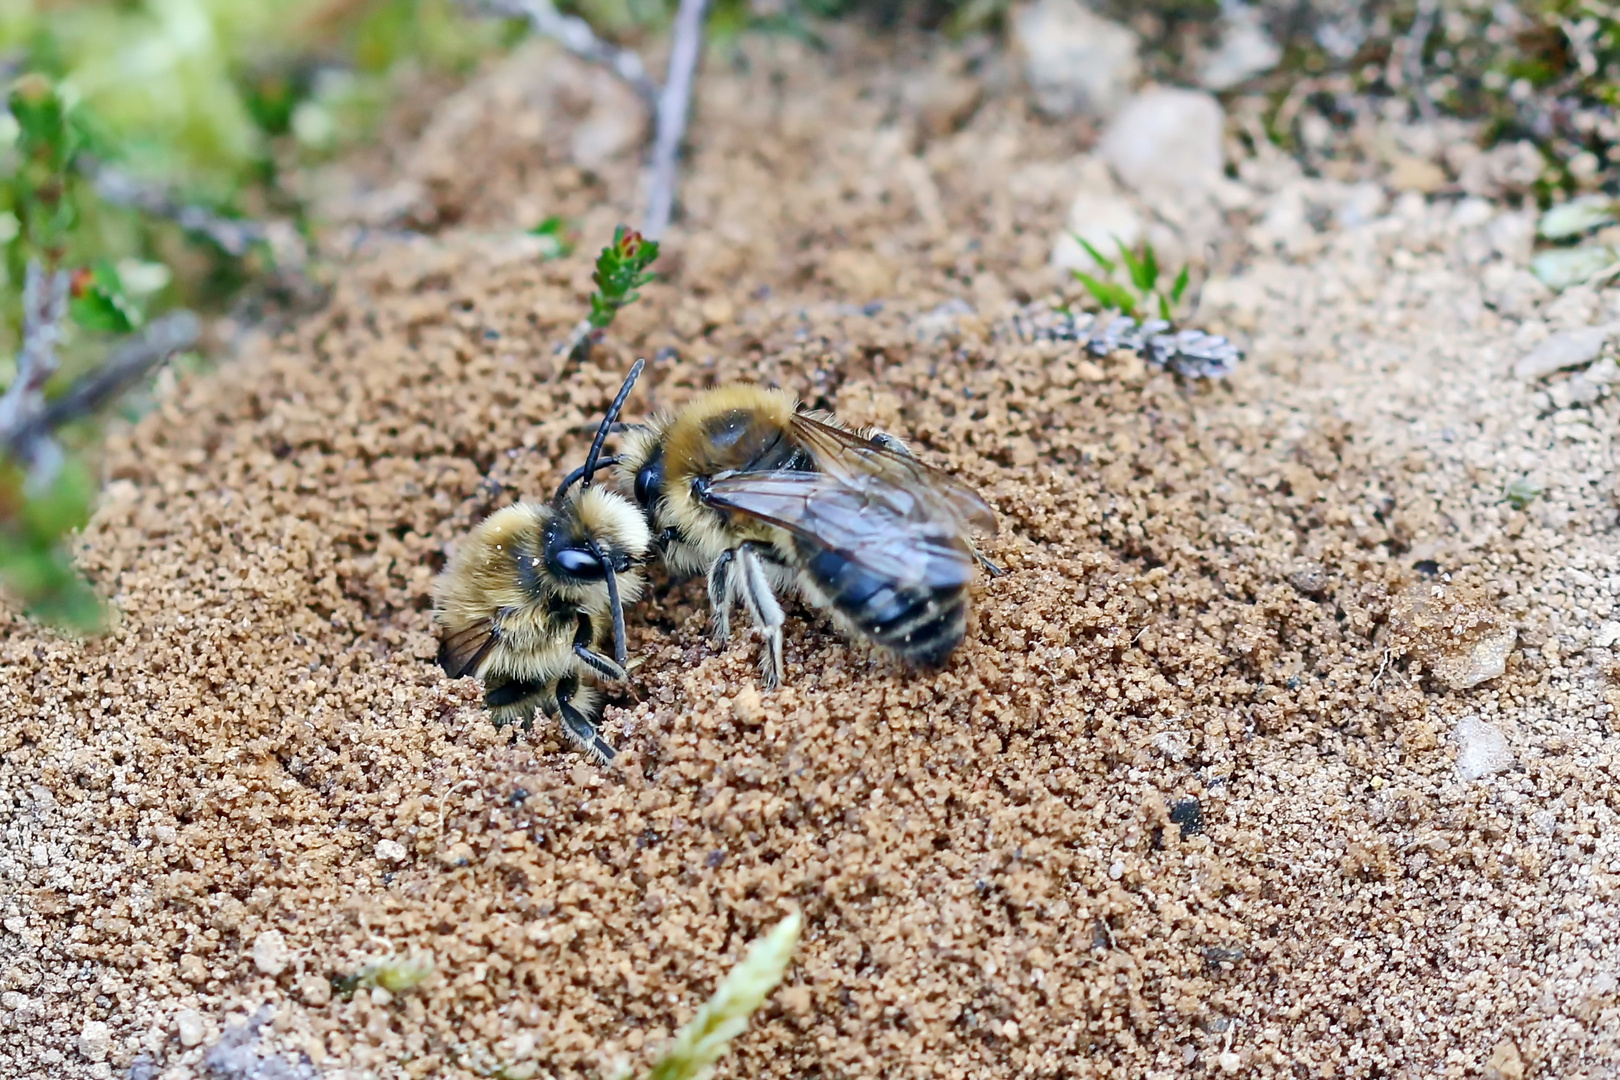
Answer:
xmin=565 ymin=224 xmax=661 ymax=363
xmin=1071 ymin=235 xmax=1192 ymax=322
xmin=357 ymin=952 xmax=435 ymax=993
xmin=527 ymin=215 xmax=576 ymax=260
xmin=1503 ymin=477 xmax=1543 ymax=510
xmin=589 ymin=225 xmax=660 ymax=332
xmin=636 ymin=910 xmax=802 ymax=1080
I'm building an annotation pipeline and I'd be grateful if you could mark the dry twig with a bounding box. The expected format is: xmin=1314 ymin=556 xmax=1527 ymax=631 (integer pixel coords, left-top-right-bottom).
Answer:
xmin=87 ymin=161 xmax=271 ymax=259
xmin=0 ymin=261 xmax=71 ymax=479
xmin=458 ymin=0 xmax=659 ymax=106
xmin=2 ymin=311 xmax=201 ymax=477
xmin=642 ymin=0 xmax=709 ymax=238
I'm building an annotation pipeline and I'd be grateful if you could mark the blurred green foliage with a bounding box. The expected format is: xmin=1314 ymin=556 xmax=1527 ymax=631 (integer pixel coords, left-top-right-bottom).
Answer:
xmin=1071 ymin=236 xmax=1191 ymax=323
xmin=0 ymin=0 xmax=508 ymax=631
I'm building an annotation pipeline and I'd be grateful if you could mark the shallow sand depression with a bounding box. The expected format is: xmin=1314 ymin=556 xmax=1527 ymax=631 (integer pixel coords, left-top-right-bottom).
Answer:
xmin=3 ymin=37 xmax=1620 ymax=1080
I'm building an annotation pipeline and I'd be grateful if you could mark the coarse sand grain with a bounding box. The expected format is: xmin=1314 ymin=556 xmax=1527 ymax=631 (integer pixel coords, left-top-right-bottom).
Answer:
xmin=4 ymin=33 xmax=1620 ymax=1080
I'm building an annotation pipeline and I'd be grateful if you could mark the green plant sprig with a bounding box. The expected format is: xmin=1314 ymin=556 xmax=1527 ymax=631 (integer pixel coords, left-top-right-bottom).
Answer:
xmin=641 ymin=910 xmax=802 ymax=1080
xmin=1071 ymin=235 xmax=1191 ymax=322
xmin=588 ymin=225 xmax=660 ymax=333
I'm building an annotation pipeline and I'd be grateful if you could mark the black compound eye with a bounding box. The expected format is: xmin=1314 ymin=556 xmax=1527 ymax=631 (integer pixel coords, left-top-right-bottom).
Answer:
xmin=551 ymin=547 xmax=604 ymax=579
xmin=634 ymin=454 xmax=665 ymax=510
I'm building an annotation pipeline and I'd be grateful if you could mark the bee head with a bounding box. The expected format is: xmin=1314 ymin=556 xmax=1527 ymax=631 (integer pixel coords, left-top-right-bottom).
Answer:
xmin=546 ymin=362 xmax=650 ymax=668
xmin=544 ymin=486 xmax=651 ymax=584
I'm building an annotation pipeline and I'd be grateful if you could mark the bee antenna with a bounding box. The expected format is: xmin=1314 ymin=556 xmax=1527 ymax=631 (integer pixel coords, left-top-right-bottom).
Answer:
xmin=580 ymin=359 xmax=646 ymax=491
xmin=589 ymin=539 xmax=629 ymax=666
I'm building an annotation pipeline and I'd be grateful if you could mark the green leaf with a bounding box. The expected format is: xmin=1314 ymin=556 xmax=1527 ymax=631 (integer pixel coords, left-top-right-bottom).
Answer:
xmin=1157 ymin=292 xmax=1172 ymax=321
xmin=647 ymin=912 xmax=802 ymax=1080
xmin=19 ymin=459 xmax=96 ymax=540
xmin=1072 ymin=271 xmax=1138 ymax=315
xmin=1170 ymin=264 xmax=1191 ymax=305
xmin=1116 ymin=237 xmax=1154 ymax=293
xmin=527 ymin=215 xmax=575 ymax=259
xmin=69 ymin=261 xmax=143 ymax=333
xmin=1074 ymin=234 xmax=1114 ymax=273
xmin=1537 ymin=195 xmax=1620 ymax=240
xmin=1504 ymin=477 xmax=1543 ymax=510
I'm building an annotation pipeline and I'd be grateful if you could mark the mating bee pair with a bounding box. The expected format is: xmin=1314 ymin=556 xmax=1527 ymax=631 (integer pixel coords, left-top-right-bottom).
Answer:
xmin=432 ymin=360 xmax=1001 ymax=763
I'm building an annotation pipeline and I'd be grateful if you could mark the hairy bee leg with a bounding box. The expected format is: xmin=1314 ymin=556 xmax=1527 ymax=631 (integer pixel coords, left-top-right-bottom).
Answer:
xmin=974 ymin=548 xmax=1007 ymax=578
xmin=734 ymin=543 xmax=787 ymax=689
xmin=707 ymin=548 xmax=737 ymax=643
xmin=573 ymin=644 xmax=628 ymax=682
xmin=555 ymin=679 xmax=617 ymax=764
xmin=571 ymin=613 xmax=629 ymax=682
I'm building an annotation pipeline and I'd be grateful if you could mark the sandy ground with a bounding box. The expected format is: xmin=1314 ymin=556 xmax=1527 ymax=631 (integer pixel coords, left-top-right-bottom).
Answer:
xmin=3 ymin=32 xmax=1620 ymax=1080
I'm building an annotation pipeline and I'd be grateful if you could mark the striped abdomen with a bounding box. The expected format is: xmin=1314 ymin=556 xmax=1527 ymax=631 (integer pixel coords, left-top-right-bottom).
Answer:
xmin=797 ymin=541 xmax=969 ymax=666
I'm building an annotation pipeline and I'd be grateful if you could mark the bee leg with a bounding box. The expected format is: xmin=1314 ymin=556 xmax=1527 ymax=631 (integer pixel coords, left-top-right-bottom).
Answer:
xmin=574 ymin=645 xmax=628 ymax=682
xmin=572 ymin=613 xmax=628 ymax=681
xmin=974 ymin=548 xmax=1007 ymax=578
xmin=483 ymin=677 xmax=545 ymax=732
xmin=734 ymin=543 xmax=787 ymax=689
xmin=707 ymin=548 xmax=738 ymax=644
xmin=554 ymin=676 xmax=617 ymax=764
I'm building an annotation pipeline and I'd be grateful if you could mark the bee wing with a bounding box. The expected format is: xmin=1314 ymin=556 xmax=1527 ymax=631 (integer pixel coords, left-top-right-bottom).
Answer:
xmin=789 ymin=413 xmax=998 ymax=537
xmin=438 ymin=619 xmax=498 ymax=679
xmin=703 ymin=470 xmax=976 ymax=591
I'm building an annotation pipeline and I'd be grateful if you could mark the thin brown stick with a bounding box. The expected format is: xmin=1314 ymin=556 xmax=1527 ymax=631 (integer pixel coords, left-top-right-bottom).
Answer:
xmin=0 ymin=261 xmax=71 ymax=449
xmin=459 ymin=0 xmax=659 ymax=107
xmin=87 ymin=162 xmax=269 ymax=259
xmin=641 ymin=0 xmax=709 ymax=239
xmin=2 ymin=312 xmax=201 ymax=474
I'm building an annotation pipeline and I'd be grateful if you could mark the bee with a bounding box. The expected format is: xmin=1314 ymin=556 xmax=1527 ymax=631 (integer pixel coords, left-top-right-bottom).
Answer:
xmin=612 ymin=381 xmax=1001 ymax=687
xmin=433 ymin=361 xmax=651 ymax=762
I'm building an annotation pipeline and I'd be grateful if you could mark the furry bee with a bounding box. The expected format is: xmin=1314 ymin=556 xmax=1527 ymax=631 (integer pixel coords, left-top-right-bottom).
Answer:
xmin=612 ymin=380 xmax=1001 ymax=687
xmin=433 ymin=361 xmax=651 ymax=762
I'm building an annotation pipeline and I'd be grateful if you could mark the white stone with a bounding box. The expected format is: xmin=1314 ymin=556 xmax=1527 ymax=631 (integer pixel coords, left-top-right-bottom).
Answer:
xmin=1012 ymin=0 xmax=1140 ymax=118
xmin=1198 ymin=3 xmax=1280 ymax=90
xmin=1 ymin=991 xmax=30 ymax=1011
xmin=1098 ymin=88 xmax=1226 ymax=195
xmin=3 ymin=916 xmax=26 ymax=935
xmin=1454 ymin=717 xmax=1515 ymax=782
xmin=1514 ymin=325 xmax=1616 ymax=380
xmin=1051 ymin=191 xmax=1144 ymax=274
xmin=1444 ymin=628 xmax=1516 ymax=690
xmin=1586 ymin=357 xmax=1620 ymax=385
xmin=375 ymin=839 xmax=408 ymax=864
xmin=79 ymin=1020 xmax=111 ymax=1062
xmin=1597 ymin=621 xmax=1620 ymax=648
xmin=176 ymin=1008 xmax=206 ymax=1048
xmin=252 ymin=929 xmax=291 ymax=976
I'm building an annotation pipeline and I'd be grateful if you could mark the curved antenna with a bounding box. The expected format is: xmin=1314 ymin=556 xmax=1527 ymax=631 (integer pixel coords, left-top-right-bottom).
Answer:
xmin=590 ymin=539 xmax=629 ymax=666
xmin=554 ymin=358 xmax=645 ymax=503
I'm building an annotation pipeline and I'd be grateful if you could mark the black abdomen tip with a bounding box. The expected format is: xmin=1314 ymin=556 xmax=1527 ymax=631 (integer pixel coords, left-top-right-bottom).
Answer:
xmin=802 ymin=545 xmax=968 ymax=666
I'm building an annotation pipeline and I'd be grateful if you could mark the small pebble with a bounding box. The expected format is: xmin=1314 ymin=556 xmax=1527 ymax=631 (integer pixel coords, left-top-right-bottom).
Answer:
xmin=1218 ymin=1050 xmax=1242 ymax=1073
xmin=78 ymin=1019 xmax=111 ymax=1062
xmin=176 ymin=1008 xmax=205 ymax=1048
xmin=252 ymin=929 xmax=291 ymax=976
xmin=375 ymin=839 xmax=408 ymax=863
xmin=1454 ymin=717 xmax=1515 ymax=782
xmin=299 ymin=974 xmax=332 ymax=1007
xmin=1108 ymin=860 xmax=1125 ymax=880
xmin=1513 ymin=325 xmax=1614 ymax=380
